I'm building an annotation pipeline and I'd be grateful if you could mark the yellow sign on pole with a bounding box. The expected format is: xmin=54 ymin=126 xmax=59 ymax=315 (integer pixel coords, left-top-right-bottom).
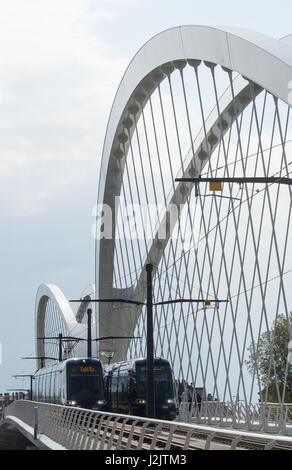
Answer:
xmin=209 ymin=181 xmax=222 ymax=191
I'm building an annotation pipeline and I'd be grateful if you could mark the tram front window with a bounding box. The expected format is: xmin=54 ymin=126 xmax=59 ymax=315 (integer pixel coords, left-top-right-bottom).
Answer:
xmin=67 ymin=364 xmax=104 ymax=401
xmin=136 ymin=363 xmax=174 ymax=401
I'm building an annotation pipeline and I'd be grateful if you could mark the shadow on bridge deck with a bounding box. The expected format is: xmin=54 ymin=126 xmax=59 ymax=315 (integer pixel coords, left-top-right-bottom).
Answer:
xmin=0 ymin=422 xmax=38 ymax=450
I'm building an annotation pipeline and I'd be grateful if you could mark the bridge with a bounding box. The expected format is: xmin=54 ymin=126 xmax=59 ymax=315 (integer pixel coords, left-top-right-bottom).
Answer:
xmin=3 ymin=25 xmax=292 ymax=450
xmin=3 ymin=400 xmax=292 ymax=450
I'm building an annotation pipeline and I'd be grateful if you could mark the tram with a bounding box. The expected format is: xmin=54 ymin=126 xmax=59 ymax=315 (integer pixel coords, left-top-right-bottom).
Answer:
xmin=33 ymin=358 xmax=107 ymax=411
xmin=104 ymin=357 xmax=177 ymax=420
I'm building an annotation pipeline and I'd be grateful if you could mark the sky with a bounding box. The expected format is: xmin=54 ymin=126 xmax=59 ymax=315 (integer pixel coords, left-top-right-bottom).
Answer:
xmin=1 ymin=0 xmax=292 ymax=393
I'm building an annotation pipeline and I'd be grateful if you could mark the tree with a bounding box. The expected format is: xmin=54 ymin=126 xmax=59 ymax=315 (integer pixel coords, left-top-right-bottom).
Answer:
xmin=245 ymin=313 xmax=292 ymax=402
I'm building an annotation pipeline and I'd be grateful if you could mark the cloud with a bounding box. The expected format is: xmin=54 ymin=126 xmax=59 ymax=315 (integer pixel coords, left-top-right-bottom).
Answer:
xmin=0 ymin=0 xmax=114 ymax=64
xmin=0 ymin=0 xmax=128 ymax=215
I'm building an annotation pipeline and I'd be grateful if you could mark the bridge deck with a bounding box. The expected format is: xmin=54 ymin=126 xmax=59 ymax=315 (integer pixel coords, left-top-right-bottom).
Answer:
xmin=3 ymin=401 xmax=292 ymax=451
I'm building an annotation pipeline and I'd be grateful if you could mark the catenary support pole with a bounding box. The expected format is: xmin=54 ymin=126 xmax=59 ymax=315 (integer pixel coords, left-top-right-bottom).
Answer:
xmin=146 ymin=263 xmax=155 ymax=418
xmin=87 ymin=308 xmax=92 ymax=358
xmin=58 ymin=333 xmax=63 ymax=362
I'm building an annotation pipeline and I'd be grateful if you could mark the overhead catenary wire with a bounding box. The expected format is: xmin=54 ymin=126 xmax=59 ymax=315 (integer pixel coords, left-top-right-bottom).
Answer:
xmin=36 ymin=62 xmax=292 ymax=410
xmin=124 ymin=67 xmax=292 ymax=403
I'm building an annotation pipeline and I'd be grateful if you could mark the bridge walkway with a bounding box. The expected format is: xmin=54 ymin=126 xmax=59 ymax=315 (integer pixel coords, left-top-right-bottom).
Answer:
xmin=2 ymin=401 xmax=292 ymax=451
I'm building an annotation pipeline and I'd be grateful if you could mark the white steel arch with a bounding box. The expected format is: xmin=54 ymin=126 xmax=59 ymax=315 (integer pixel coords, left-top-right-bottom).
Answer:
xmin=35 ymin=284 xmax=93 ymax=369
xmin=97 ymin=25 xmax=292 ymax=207
xmin=34 ymin=25 xmax=292 ymax=432
xmin=75 ymin=283 xmax=96 ymax=323
xmin=95 ymin=25 xmax=292 ymax=360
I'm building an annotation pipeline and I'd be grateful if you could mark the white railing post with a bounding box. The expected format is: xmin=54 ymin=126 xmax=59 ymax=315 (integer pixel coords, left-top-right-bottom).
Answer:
xmin=33 ymin=407 xmax=38 ymax=440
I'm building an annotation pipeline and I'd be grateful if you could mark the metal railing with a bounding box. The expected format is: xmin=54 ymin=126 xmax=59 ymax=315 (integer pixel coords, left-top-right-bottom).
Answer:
xmin=178 ymin=400 xmax=292 ymax=434
xmin=4 ymin=400 xmax=292 ymax=450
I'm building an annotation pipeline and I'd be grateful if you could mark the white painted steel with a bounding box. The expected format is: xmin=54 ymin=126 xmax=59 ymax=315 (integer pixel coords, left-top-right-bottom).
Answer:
xmin=179 ymin=400 xmax=292 ymax=433
xmin=33 ymin=26 xmax=292 ymax=436
xmin=98 ymin=25 xmax=292 ymax=212
xmin=4 ymin=401 xmax=292 ymax=450
xmin=95 ymin=25 xmax=292 ymax=361
xmin=35 ymin=284 xmax=95 ymax=368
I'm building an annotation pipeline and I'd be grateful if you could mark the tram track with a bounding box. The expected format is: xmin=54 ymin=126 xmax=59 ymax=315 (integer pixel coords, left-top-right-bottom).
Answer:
xmin=79 ymin=418 xmax=292 ymax=450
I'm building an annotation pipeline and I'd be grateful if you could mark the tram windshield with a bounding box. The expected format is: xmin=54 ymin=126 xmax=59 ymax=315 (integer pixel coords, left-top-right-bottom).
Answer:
xmin=136 ymin=363 xmax=174 ymax=401
xmin=67 ymin=363 xmax=104 ymax=401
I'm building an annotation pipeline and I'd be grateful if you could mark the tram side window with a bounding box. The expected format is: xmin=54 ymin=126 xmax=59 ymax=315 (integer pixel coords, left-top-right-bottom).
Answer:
xmin=43 ymin=374 xmax=48 ymax=401
xmin=37 ymin=375 xmax=40 ymax=401
xmin=49 ymin=372 xmax=52 ymax=401
xmin=117 ymin=376 xmax=122 ymax=401
xmin=105 ymin=374 xmax=111 ymax=402
xmin=47 ymin=373 xmax=52 ymax=401
xmin=55 ymin=371 xmax=61 ymax=403
xmin=47 ymin=373 xmax=50 ymax=401
xmin=55 ymin=371 xmax=60 ymax=401
xmin=129 ymin=377 xmax=136 ymax=400
xmin=39 ymin=375 xmax=43 ymax=401
xmin=111 ymin=376 xmax=118 ymax=408
xmin=111 ymin=376 xmax=117 ymax=394
xmin=46 ymin=374 xmax=50 ymax=400
xmin=118 ymin=375 xmax=128 ymax=402
xmin=37 ymin=376 xmax=41 ymax=401
xmin=47 ymin=374 xmax=51 ymax=401
xmin=34 ymin=377 xmax=38 ymax=401
xmin=42 ymin=375 xmax=46 ymax=401
xmin=51 ymin=371 xmax=56 ymax=401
